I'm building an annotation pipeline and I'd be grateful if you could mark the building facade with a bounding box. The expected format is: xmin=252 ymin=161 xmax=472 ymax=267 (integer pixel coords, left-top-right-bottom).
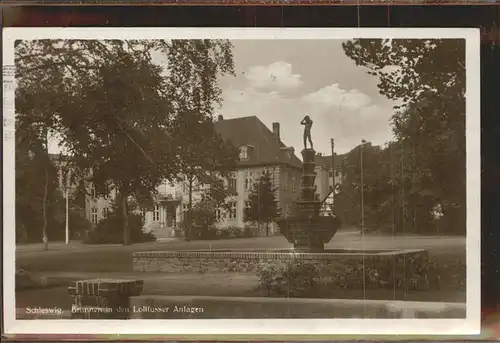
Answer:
xmin=85 ymin=116 xmax=303 ymax=238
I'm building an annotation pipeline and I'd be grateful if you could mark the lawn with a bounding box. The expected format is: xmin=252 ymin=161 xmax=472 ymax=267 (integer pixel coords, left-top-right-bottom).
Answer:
xmin=16 ymin=232 xmax=466 ymax=273
xmin=14 ymin=232 xmax=466 ymax=309
xmin=16 ymin=270 xmax=466 ymax=312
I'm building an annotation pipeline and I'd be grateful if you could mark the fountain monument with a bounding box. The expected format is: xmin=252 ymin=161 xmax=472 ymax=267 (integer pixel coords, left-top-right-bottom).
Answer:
xmin=277 ymin=115 xmax=340 ymax=252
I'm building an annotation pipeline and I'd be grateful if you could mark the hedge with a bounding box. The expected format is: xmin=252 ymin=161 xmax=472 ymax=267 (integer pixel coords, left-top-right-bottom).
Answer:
xmin=83 ymin=212 xmax=156 ymax=244
xmin=256 ymin=254 xmax=465 ymax=298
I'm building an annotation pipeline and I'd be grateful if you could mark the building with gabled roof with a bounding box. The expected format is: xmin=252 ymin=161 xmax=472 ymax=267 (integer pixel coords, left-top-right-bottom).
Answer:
xmin=86 ymin=115 xmax=303 ymax=238
xmin=214 ymin=115 xmax=302 ymax=169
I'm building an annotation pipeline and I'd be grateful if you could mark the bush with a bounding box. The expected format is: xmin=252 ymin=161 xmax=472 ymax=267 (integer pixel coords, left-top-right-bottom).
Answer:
xmin=225 ymin=226 xmax=244 ymax=238
xmin=244 ymin=226 xmax=255 ymax=237
xmin=16 ymin=209 xmax=92 ymax=243
xmin=52 ymin=211 xmax=91 ymax=240
xmin=83 ymin=211 xmax=156 ymax=244
xmin=256 ymin=254 xmax=465 ymax=298
xmin=256 ymin=260 xmax=320 ymax=297
xmin=181 ymin=204 xmax=218 ymax=240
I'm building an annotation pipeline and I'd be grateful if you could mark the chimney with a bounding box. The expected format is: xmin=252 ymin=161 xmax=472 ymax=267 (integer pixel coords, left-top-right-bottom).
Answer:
xmin=272 ymin=122 xmax=280 ymax=140
xmin=217 ymin=114 xmax=224 ymax=121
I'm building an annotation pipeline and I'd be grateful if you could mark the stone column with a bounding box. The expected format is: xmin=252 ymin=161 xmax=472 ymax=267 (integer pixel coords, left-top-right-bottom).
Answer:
xmin=68 ymin=279 xmax=143 ymax=319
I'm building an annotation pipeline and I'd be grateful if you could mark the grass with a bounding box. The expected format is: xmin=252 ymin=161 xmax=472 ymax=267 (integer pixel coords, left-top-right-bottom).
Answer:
xmin=16 ymin=234 xmax=466 ymax=273
xmin=16 ymin=270 xmax=466 ymax=311
xmin=15 ymin=234 xmax=466 ymax=309
xmin=18 ymin=249 xmax=134 ymax=272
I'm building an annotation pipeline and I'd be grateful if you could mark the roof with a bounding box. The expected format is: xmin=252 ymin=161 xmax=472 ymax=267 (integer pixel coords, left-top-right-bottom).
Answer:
xmin=314 ymin=142 xmax=380 ymax=169
xmin=214 ymin=116 xmax=302 ymax=169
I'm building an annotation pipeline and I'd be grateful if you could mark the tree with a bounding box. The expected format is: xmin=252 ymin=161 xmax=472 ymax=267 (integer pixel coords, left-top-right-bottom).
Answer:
xmin=244 ymin=172 xmax=280 ymax=236
xmin=181 ymin=177 xmax=236 ymax=239
xmin=342 ymin=39 xmax=466 ymax=234
xmin=15 ymin=132 xmax=61 ymax=244
xmin=15 ymin=50 xmax=69 ymax=249
xmin=176 ymin=115 xmax=239 ymax=239
xmin=15 ymin=39 xmax=235 ymax=245
xmin=336 ymin=141 xmax=437 ymax=234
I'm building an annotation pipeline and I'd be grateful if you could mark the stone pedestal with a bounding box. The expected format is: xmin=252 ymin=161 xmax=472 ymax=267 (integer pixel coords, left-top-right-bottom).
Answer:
xmin=278 ymin=148 xmax=340 ymax=252
xmin=68 ymin=279 xmax=143 ymax=319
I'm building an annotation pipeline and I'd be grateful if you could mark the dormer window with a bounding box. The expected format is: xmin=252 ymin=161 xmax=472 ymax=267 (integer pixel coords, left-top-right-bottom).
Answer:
xmin=239 ymin=145 xmax=254 ymax=161
xmin=239 ymin=146 xmax=248 ymax=161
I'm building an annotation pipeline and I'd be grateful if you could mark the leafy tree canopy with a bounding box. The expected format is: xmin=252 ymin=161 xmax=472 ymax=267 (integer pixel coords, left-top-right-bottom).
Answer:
xmin=342 ymin=39 xmax=465 ymax=234
xmin=15 ymin=39 xmax=235 ymax=244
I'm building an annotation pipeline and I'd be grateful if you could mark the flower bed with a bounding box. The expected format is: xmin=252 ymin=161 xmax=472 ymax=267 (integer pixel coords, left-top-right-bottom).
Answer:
xmin=256 ymin=254 xmax=465 ymax=298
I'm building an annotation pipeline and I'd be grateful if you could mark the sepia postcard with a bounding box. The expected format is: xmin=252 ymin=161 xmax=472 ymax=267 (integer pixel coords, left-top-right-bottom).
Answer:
xmin=3 ymin=27 xmax=480 ymax=336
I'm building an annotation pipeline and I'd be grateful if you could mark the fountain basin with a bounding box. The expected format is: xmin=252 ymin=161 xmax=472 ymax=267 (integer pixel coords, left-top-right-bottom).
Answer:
xmin=132 ymin=248 xmax=428 ymax=274
xmin=277 ymin=215 xmax=341 ymax=252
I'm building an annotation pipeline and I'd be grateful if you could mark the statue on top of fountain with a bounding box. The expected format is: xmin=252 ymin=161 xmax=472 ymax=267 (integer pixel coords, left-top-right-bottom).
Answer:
xmin=300 ymin=115 xmax=314 ymax=150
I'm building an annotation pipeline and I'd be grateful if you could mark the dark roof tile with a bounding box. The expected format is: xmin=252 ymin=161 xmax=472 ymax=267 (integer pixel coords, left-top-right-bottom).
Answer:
xmin=214 ymin=116 xmax=302 ymax=169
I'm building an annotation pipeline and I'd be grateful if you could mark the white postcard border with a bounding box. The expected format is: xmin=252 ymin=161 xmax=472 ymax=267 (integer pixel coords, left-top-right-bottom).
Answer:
xmin=3 ymin=27 xmax=481 ymax=336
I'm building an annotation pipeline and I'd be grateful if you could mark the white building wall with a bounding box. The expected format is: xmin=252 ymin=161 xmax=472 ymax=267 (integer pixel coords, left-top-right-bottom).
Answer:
xmin=86 ymin=165 xmax=290 ymax=236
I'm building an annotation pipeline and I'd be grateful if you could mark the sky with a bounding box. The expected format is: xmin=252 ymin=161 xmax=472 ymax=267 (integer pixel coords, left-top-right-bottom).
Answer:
xmin=49 ymin=39 xmax=397 ymax=156
xmin=215 ymin=40 xmax=397 ymax=155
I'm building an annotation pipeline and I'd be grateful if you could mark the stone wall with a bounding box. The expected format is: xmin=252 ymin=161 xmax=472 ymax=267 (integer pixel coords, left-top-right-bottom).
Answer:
xmin=132 ymin=249 xmax=428 ymax=274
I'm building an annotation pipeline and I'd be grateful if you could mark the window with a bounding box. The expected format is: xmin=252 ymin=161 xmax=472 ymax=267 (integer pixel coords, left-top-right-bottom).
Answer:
xmin=244 ymin=170 xmax=253 ymax=191
xmin=291 ymin=177 xmax=296 ymax=193
xmin=102 ymin=208 xmax=109 ymax=218
xmin=139 ymin=209 xmax=146 ymax=221
xmin=239 ymin=146 xmax=248 ymax=161
xmin=216 ymin=208 xmax=224 ymax=221
xmin=90 ymin=185 xmax=96 ymax=199
xmin=244 ymin=201 xmax=252 ymax=218
xmin=228 ymin=173 xmax=237 ymax=192
xmin=91 ymin=207 xmax=98 ymax=223
xmin=335 ymin=170 xmax=341 ymax=177
xmin=228 ymin=202 xmax=237 ymax=220
xmin=329 ymin=171 xmax=333 ymax=177
xmin=193 ymin=182 xmax=205 ymax=192
xmin=153 ymin=205 xmax=160 ymax=222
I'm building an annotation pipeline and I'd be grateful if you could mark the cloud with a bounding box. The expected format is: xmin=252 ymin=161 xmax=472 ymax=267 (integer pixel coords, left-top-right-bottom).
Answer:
xmin=219 ymin=82 xmax=394 ymax=155
xmin=301 ymin=83 xmax=372 ymax=111
xmin=244 ymin=61 xmax=303 ymax=92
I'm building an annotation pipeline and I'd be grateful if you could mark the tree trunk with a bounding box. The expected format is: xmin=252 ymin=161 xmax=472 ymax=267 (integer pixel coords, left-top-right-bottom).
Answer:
xmin=266 ymin=221 xmax=269 ymax=237
xmin=186 ymin=178 xmax=193 ymax=241
xmin=42 ymin=165 xmax=49 ymax=251
xmin=122 ymin=192 xmax=131 ymax=245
